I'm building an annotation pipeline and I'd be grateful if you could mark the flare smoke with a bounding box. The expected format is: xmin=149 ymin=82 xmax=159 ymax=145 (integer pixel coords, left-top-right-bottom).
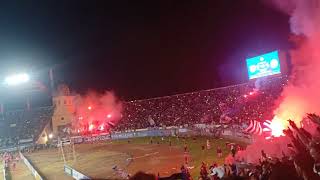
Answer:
xmin=269 ymin=0 xmax=320 ymax=130
xmin=73 ymin=91 xmax=122 ymax=130
xmin=238 ymin=0 xmax=320 ymax=162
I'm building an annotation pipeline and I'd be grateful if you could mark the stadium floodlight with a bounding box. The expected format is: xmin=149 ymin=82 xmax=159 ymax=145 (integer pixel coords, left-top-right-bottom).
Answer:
xmin=4 ymin=73 xmax=30 ymax=86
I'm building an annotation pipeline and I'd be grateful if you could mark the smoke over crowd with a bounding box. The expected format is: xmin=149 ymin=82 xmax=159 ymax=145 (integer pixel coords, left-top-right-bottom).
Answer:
xmin=237 ymin=0 xmax=320 ymax=162
xmin=266 ymin=0 xmax=320 ymax=135
xmin=73 ymin=91 xmax=123 ymax=133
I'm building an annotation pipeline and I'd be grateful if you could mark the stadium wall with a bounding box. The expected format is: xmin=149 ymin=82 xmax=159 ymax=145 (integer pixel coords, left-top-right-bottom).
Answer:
xmin=71 ymin=127 xmax=251 ymax=144
xmin=64 ymin=164 xmax=90 ymax=180
xmin=0 ymin=146 xmax=18 ymax=152
xmin=0 ymin=142 xmax=33 ymax=152
xmin=221 ymin=130 xmax=252 ymax=144
xmin=71 ymin=128 xmax=180 ymax=143
xmin=19 ymin=152 xmax=44 ymax=180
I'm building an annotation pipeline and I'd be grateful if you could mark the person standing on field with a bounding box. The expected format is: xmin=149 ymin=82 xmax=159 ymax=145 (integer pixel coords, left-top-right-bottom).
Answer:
xmin=217 ymin=146 xmax=222 ymax=158
xmin=206 ymin=139 xmax=211 ymax=150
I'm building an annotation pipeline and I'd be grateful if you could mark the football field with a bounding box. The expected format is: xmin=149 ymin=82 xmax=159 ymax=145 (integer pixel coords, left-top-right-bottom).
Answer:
xmin=24 ymin=136 xmax=245 ymax=179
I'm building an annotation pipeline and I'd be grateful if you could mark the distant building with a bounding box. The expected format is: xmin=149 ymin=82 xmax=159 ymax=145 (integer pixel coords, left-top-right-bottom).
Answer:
xmin=51 ymin=84 xmax=75 ymax=134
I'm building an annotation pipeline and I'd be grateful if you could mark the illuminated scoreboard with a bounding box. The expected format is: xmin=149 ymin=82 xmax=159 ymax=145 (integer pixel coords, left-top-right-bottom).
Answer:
xmin=246 ymin=50 xmax=281 ymax=79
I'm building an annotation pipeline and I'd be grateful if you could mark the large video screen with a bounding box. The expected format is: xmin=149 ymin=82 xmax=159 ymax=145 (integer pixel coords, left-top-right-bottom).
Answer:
xmin=246 ymin=50 xmax=281 ymax=79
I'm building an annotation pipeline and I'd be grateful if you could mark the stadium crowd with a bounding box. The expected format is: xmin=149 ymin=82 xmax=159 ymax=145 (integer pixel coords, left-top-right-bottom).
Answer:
xmin=0 ymin=106 xmax=53 ymax=148
xmin=6 ymin=75 xmax=320 ymax=180
xmin=165 ymin=115 xmax=320 ymax=180
xmin=112 ymin=75 xmax=320 ymax=180
xmin=117 ymin=76 xmax=286 ymax=131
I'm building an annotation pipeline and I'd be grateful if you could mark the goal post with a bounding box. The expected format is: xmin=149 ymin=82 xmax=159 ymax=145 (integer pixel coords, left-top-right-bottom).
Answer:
xmin=58 ymin=137 xmax=76 ymax=164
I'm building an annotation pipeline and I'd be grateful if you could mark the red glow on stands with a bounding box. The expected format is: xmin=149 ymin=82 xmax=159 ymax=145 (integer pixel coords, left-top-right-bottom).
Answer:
xmin=269 ymin=117 xmax=286 ymax=137
xmin=262 ymin=117 xmax=286 ymax=138
xmin=73 ymin=91 xmax=123 ymax=135
xmin=89 ymin=124 xmax=94 ymax=131
xmin=243 ymin=90 xmax=258 ymax=99
xmin=265 ymin=136 xmax=272 ymax=140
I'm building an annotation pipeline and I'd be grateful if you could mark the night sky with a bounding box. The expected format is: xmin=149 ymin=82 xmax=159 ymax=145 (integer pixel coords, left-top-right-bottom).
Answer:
xmin=0 ymin=0 xmax=290 ymax=101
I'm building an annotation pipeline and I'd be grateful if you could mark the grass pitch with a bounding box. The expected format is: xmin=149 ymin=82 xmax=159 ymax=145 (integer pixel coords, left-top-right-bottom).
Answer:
xmin=9 ymin=160 xmax=34 ymax=180
xmin=24 ymin=136 xmax=245 ymax=179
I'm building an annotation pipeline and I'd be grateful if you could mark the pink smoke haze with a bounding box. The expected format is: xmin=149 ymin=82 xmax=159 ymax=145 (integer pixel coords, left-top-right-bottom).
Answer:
xmin=236 ymin=136 xmax=292 ymax=163
xmin=267 ymin=0 xmax=320 ymax=135
xmin=237 ymin=0 xmax=320 ymax=162
xmin=73 ymin=91 xmax=122 ymax=133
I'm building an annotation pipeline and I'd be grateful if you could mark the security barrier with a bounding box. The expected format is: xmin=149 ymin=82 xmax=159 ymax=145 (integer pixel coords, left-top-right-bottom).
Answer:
xmin=19 ymin=152 xmax=44 ymax=180
xmin=71 ymin=128 xmax=177 ymax=143
xmin=64 ymin=164 xmax=90 ymax=180
xmin=70 ymin=127 xmax=251 ymax=144
xmin=2 ymin=160 xmax=7 ymax=180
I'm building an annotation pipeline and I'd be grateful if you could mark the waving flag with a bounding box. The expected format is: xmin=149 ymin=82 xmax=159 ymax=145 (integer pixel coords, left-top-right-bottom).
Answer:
xmin=244 ymin=120 xmax=263 ymax=135
xmin=243 ymin=120 xmax=273 ymax=138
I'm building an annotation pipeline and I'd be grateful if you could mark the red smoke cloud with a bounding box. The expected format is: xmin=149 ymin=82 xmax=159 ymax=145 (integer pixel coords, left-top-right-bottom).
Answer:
xmin=238 ymin=0 xmax=320 ymax=161
xmin=260 ymin=0 xmax=320 ymax=136
xmin=73 ymin=91 xmax=122 ymax=133
xmin=236 ymin=136 xmax=292 ymax=163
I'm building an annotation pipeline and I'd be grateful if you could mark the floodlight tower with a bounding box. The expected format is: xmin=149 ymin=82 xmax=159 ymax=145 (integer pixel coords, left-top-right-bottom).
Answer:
xmin=4 ymin=73 xmax=30 ymax=86
xmin=1 ymin=70 xmax=54 ymax=111
xmin=1 ymin=73 xmax=31 ymax=111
